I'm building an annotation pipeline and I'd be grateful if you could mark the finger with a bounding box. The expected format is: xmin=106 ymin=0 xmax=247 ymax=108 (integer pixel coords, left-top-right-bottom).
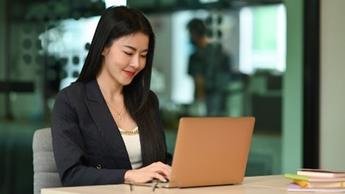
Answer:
xmin=154 ymin=168 xmax=171 ymax=179
xmin=162 ymin=164 xmax=172 ymax=174
xmin=153 ymin=162 xmax=171 ymax=173
xmin=158 ymin=164 xmax=172 ymax=176
xmin=153 ymin=161 xmax=168 ymax=167
xmin=146 ymin=162 xmax=171 ymax=178
xmin=155 ymin=161 xmax=164 ymax=166
xmin=152 ymin=172 xmax=168 ymax=182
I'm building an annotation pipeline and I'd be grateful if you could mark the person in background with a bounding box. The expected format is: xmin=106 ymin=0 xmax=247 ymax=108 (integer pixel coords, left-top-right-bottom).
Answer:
xmin=51 ymin=6 xmax=171 ymax=186
xmin=187 ymin=18 xmax=231 ymax=116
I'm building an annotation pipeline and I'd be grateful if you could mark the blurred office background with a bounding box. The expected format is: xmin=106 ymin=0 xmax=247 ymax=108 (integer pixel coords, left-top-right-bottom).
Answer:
xmin=1 ymin=0 xmax=344 ymax=193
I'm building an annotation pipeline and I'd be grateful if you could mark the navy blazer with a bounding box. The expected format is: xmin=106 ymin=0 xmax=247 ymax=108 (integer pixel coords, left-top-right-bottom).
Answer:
xmin=51 ymin=80 xmax=168 ymax=186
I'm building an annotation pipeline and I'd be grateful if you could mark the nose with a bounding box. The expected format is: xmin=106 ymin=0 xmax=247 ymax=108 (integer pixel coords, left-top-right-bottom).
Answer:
xmin=129 ymin=54 xmax=142 ymax=69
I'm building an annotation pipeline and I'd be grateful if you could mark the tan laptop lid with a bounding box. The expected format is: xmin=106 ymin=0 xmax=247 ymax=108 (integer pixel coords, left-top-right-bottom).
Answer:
xmin=169 ymin=117 xmax=255 ymax=188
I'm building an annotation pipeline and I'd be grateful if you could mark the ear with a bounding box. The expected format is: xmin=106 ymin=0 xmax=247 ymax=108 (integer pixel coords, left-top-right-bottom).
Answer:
xmin=102 ymin=47 xmax=110 ymax=56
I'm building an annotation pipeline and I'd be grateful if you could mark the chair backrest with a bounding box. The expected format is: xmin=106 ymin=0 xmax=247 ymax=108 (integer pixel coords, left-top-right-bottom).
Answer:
xmin=32 ymin=128 xmax=61 ymax=194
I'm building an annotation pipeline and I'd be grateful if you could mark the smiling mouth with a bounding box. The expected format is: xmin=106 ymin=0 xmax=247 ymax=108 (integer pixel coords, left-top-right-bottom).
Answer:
xmin=124 ymin=70 xmax=135 ymax=77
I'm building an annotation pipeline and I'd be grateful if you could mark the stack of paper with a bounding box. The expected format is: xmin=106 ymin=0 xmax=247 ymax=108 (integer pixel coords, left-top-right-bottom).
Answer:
xmin=285 ymin=169 xmax=345 ymax=192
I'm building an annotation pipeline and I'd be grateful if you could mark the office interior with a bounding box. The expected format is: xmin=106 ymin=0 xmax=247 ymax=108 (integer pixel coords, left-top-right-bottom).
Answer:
xmin=0 ymin=0 xmax=344 ymax=193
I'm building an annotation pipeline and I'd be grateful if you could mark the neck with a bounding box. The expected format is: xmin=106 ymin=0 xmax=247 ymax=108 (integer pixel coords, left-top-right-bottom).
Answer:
xmin=96 ymin=74 xmax=123 ymax=102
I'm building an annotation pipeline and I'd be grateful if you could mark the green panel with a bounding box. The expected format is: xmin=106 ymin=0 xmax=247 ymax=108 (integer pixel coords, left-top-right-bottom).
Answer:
xmin=282 ymin=0 xmax=303 ymax=173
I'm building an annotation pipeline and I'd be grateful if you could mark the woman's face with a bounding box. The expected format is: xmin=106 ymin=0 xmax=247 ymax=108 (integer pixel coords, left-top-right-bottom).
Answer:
xmin=100 ymin=32 xmax=149 ymax=86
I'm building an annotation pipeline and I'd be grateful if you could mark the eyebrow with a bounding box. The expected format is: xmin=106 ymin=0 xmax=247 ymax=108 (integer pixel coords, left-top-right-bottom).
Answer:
xmin=123 ymin=45 xmax=148 ymax=53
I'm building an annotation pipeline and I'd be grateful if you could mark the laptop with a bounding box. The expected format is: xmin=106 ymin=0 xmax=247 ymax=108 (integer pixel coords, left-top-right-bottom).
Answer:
xmin=162 ymin=117 xmax=255 ymax=188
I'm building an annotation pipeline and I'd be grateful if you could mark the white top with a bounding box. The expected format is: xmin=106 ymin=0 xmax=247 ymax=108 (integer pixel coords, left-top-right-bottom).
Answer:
xmin=118 ymin=126 xmax=142 ymax=169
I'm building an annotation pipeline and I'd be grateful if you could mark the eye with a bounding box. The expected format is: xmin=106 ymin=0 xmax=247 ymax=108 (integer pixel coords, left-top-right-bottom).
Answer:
xmin=124 ymin=51 xmax=133 ymax=56
xmin=140 ymin=52 xmax=148 ymax=58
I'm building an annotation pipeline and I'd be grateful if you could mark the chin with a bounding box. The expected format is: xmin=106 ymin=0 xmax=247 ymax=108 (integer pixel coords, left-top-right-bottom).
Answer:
xmin=121 ymin=79 xmax=133 ymax=86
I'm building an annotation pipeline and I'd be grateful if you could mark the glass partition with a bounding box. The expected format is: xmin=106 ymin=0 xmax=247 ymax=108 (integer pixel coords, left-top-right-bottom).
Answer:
xmin=0 ymin=1 xmax=300 ymax=193
xmin=128 ymin=1 xmax=287 ymax=176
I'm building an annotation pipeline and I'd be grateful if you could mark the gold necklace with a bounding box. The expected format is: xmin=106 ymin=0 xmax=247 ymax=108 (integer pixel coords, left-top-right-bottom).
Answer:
xmin=113 ymin=106 xmax=125 ymax=121
xmin=119 ymin=126 xmax=139 ymax=135
xmin=105 ymin=99 xmax=126 ymax=121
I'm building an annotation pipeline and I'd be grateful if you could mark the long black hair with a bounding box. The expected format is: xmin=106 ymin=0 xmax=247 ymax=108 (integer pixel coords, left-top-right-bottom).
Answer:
xmin=78 ymin=6 xmax=154 ymax=112
xmin=77 ymin=6 xmax=167 ymax=165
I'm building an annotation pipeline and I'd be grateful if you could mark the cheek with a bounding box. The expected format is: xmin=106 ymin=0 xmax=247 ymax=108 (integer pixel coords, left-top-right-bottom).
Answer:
xmin=140 ymin=58 xmax=147 ymax=69
xmin=105 ymin=57 xmax=121 ymax=74
xmin=139 ymin=62 xmax=146 ymax=72
xmin=111 ymin=55 xmax=128 ymax=68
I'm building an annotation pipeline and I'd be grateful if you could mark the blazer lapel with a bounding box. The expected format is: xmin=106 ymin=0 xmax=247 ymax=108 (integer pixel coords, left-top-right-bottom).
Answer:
xmin=84 ymin=80 xmax=131 ymax=169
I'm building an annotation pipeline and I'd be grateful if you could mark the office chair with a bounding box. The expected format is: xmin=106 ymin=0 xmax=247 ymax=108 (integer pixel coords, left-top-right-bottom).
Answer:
xmin=32 ymin=128 xmax=61 ymax=194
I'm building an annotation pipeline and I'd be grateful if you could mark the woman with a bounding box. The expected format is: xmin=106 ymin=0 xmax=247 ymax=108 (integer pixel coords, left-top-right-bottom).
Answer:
xmin=51 ymin=6 xmax=171 ymax=186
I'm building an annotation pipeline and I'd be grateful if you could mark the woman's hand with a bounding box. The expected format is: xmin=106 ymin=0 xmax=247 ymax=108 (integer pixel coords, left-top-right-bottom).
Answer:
xmin=124 ymin=161 xmax=171 ymax=183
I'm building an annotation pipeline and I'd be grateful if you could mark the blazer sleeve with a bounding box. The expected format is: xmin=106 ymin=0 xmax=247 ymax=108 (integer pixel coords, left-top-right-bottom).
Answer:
xmin=51 ymin=89 xmax=127 ymax=186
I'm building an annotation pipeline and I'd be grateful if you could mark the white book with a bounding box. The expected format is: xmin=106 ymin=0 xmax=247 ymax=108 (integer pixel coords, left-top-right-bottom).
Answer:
xmin=297 ymin=169 xmax=345 ymax=178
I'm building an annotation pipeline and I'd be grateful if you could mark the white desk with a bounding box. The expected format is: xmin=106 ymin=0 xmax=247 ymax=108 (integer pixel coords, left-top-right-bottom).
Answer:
xmin=42 ymin=175 xmax=302 ymax=194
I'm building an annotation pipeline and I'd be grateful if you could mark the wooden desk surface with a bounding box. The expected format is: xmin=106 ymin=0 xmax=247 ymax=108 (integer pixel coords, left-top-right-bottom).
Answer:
xmin=41 ymin=175 xmax=300 ymax=194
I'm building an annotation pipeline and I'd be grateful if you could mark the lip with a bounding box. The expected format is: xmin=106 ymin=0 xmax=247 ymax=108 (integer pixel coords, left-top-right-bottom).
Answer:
xmin=123 ymin=70 xmax=136 ymax=77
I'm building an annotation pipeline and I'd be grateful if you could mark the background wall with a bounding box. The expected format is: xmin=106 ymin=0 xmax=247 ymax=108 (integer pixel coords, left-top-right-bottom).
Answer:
xmin=320 ymin=0 xmax=345 ymax=170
